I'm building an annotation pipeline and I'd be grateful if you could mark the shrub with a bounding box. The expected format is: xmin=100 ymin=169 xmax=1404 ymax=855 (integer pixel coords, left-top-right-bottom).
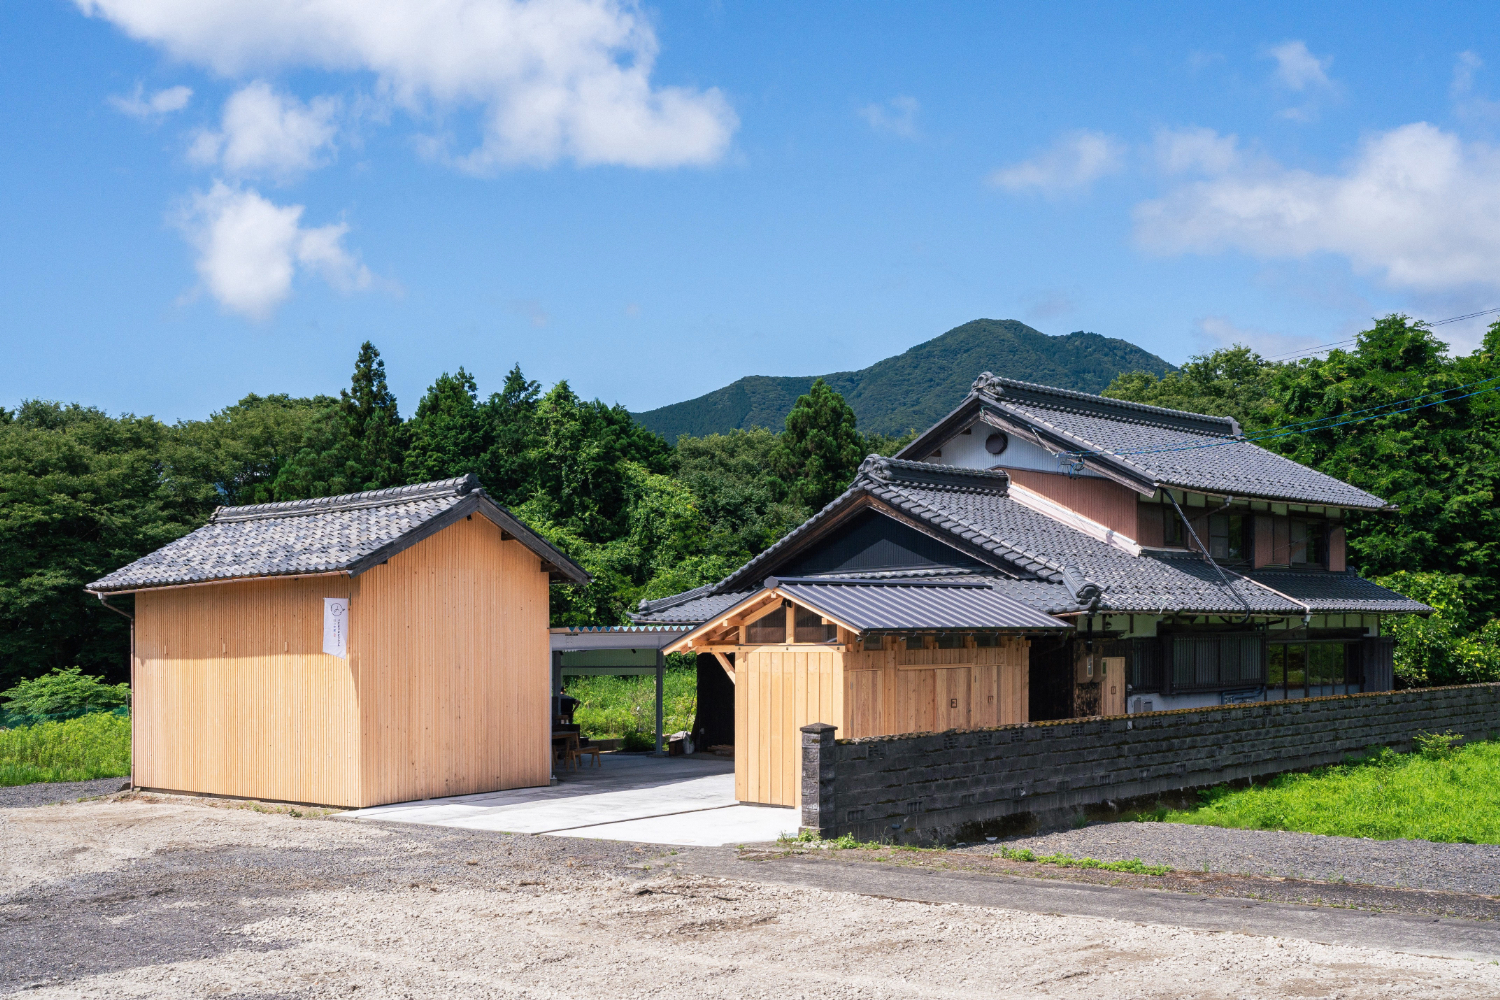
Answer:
xmin=1 ymin=667 xmax=130 ymax=727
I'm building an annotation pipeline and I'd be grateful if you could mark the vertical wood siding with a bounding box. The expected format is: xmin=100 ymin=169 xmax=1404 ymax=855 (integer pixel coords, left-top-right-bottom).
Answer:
xmin=733 ymin=638 xmax=1032 ymax=808
xmin=132 ymin=514 xmax=551 ymax=809
xmin=353 ymin=515 xmax=551 ymax=807
xmin=840 ymin=639 xmax=1029 ymax=743
xmin=736 ymin=648 xmax=841 ymax=807
xmin=133 ymin=577 xmax=361 ymax=806
xmin=1004 ymin=469 xmax=1140 ymax=537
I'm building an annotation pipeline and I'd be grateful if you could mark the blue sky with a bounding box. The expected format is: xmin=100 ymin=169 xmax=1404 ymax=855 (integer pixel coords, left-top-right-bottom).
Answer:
xmin=5 ymin=2 xmax=1500 ymax=422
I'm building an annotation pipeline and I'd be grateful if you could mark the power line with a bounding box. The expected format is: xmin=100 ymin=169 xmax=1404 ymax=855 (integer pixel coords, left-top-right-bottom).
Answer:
xmin=1256 ymin=306 xmax=1500 ymax=363
xmin=1066 ymin=376 xmax=1500 ymax=461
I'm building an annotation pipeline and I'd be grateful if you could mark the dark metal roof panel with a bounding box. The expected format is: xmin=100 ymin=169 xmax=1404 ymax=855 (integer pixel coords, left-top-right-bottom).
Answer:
xmin=775 ymin=580 xmax=1071 ymax=632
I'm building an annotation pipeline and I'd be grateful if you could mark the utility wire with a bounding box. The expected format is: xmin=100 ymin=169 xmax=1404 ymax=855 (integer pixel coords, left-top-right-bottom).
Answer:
xmin=1065 ymin=377 xmax=1500 ymax=460
xmin=1258 ymin=306 xmax=1500 ymax=363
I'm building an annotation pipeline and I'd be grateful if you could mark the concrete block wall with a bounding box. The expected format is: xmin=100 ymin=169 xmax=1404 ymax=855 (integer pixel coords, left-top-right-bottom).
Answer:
xmin=800 ymin=683 xmax=1500 ymax=843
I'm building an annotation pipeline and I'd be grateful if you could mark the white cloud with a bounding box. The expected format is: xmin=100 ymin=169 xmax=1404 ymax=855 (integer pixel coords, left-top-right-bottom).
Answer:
xmin=189 ymin=82 xmax=339 ymax=179
xmin=1452 ymin=51 xmax=1500 ymax=122
xmin=1266 ymin=40 xmax=1332 ymax=91
xmin=75 ymin=0 xmax=736 ymax=170
xmin=1135 ymin=122 xmax=1500 ymax=292
xmin=108 ymin=82 xmax=192 ymax=117
xmin=1195 ymin=315 xmax=1325 ymax=360
xmin=1264 ymin=40 xmax=1337 ymax=122
xmin=989 ymin=130 xmax=1124 ymax=194
xmin=859 ymin=96 xmax=919 ymax=139
xmin=1154 ymin=127 xmax=1240 ymax=176
xmin=177 ymin=183 xmax=371 ymax=320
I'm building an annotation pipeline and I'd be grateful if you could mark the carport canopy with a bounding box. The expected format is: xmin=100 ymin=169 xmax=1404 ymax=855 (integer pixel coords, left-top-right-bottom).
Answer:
xmin=549 ymin=625 xmax=693 ymax=754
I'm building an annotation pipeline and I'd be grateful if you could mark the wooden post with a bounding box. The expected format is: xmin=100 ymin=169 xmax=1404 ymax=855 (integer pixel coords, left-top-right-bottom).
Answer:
xmin=654 ymin=649 xmax=666 ymax=756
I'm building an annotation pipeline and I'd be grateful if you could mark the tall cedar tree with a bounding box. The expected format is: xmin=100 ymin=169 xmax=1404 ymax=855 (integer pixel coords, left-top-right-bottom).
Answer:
xmin=340 ymin=342 xmax=406 ymax=490
xmin=775 ymin=377 xmax=866 ymax=511
xmin=481 ymin=365 xmax=542 ymax=506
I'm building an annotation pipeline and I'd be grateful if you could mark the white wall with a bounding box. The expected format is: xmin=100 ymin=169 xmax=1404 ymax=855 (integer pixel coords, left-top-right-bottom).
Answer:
xmin=927 ymin=422 xmax=1106 ymax=477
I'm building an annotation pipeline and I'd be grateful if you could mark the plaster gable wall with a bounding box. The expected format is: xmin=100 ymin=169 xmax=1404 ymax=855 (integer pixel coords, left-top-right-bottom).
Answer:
xmin=927 ymin=422 xmax=1106 ymax=478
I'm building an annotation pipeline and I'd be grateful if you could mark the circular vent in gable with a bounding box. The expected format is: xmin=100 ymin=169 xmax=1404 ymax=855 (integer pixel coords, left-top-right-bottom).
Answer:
xmin=985 ymin=432 xmax=1009 ymax=455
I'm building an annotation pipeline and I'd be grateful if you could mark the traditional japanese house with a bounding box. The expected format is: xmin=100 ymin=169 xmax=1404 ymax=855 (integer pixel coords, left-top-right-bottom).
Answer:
xmin=86 ymin=475 xmax=589 ymax=809
xmin=636 ymin=374 xmax=1429 ymax=808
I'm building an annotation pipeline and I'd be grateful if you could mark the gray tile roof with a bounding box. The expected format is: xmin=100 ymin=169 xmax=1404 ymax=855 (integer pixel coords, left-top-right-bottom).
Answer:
xmin=87 ymin=474 xmax=589 ymax=592
xmin=899 ymin=373 xmax=1391 ymax=510
xmin=770 ymin=578 xmax=1071 ymax=632
xmin=632 ymin=456 xmax=1428 ymax=625
xmin=1243 ymin=570 xmax=1431 ymax=615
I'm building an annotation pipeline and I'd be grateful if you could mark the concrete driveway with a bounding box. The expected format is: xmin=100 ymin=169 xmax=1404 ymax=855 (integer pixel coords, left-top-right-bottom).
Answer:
xmin=344 ymin=753 xmax=798 ymax=847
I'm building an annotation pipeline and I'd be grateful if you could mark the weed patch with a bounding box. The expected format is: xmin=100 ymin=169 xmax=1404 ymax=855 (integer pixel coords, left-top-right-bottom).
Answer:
xmin=996 ymin=846 xmax=1171 ymax=876
xmin=0 ymin=712 xmax=131 ymax=786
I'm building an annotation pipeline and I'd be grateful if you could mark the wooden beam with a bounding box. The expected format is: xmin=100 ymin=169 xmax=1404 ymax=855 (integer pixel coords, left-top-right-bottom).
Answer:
xmin=711 ymin=651 xmax=735 ymax=685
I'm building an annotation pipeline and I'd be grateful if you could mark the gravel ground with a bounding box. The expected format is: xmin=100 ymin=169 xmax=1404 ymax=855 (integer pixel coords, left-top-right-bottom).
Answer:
xmin=3 ymin=794 xmax=1500 ymax=999
xmin=961 ymin=822 xmax=1500 ymax=895
xmin=0 ymin=777 xmax=130 ymax=809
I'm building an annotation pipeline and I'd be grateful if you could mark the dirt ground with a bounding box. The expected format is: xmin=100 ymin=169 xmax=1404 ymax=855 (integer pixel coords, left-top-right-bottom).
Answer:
xmin=5 ymin=795 xmax=1500 ymax=999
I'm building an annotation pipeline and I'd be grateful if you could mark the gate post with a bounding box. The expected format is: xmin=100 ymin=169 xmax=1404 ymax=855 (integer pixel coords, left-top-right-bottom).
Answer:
xmin=800 ymin=723 xmax=838 ymax=839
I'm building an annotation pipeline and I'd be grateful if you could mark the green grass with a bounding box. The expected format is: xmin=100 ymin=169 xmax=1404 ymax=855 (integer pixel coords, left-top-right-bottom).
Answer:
xmin=564 ymin=666 xmax=696 ymax=742
xmin=1145 ymin=737 xmax=1500 ymax=843
xmin=0 ymin=711 xmax=132 ymax=786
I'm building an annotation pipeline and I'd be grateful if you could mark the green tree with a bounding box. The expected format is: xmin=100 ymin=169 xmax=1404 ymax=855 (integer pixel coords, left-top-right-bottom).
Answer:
xmin=1376 ymin=571 xmax=1500 ymax=687
xmin=0 ymin=402 xmax=213 ymax=687
xmin=403 ymin=369 xmax=490 ymax=483
xmin=673 ymin=428 xmax=808 ymax=558
xmin=1262 ymin=317 xmax=1500 ymax=597
xmin=169 ymin=393 xmax=333 ymax=506
xmin=341 ymin=341 xmax=406 ymax=489
xmin=481 ymin=364 xmax=543 ymax=506
xmin=775 ymin=378 xmax=866 ymax=510
xmin=270 ymin=342 xmax=408 ymax=499
xmin=1104 ymin=345 xmax=1279 ymax=428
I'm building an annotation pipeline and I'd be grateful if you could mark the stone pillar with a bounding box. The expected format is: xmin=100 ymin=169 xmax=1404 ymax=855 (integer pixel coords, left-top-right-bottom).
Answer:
xmin=800 ymin=723 xmax=838 ymax=838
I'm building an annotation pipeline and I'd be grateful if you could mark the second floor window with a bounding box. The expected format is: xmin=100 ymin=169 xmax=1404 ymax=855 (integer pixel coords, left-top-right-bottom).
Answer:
xmin=1209 ymin=514 xmax=1249 ymax=563
xmin=1290 ymin=519 xmax=1325 ymax=566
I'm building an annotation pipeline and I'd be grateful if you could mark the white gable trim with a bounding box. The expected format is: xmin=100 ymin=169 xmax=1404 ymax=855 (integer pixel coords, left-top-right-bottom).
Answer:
xmin=1007 ymin=482 xmax=1143 ymax=557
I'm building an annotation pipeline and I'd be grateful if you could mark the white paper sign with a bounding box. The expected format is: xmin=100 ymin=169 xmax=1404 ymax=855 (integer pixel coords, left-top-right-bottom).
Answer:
xmin=323 ymin=598 xmax=349 ymax=658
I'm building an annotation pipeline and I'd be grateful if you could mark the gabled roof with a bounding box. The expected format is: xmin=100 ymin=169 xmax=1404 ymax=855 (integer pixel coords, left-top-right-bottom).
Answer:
xmin=632 ymin=456 xmax=1427 ymax=626
xmin=87 ymin=474 xmax=590 ymax=593
xmin=896 ymin=373 xmax=1390 ymax=510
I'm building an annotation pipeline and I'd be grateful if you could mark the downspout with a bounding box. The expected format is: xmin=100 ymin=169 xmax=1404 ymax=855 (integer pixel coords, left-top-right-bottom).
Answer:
xmin=1167 ymin=491 xmax=1253 ymax=623
xmin=94 ymin=592 xmax=134 ymax=793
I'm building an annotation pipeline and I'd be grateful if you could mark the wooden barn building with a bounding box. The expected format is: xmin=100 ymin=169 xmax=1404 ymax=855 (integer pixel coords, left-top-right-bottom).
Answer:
xmin=637 ymin=374 xmax=1431 ymax=809
xmin=87 ymin=474 xmax=588 ymax=809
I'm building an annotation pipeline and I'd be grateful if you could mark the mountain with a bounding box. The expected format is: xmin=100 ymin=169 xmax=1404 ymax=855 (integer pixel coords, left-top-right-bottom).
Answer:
xmin=633 ymin=319 xmax=1175 ymax=441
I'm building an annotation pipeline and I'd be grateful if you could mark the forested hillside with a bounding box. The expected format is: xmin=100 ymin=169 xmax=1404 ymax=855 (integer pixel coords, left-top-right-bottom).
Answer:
xmin=633 ymin=318 xmax=1174 ymax=441
xmin=0 ymin=347 xmax=888 ymax=689
xmin=4 ymin=314 xmax=1498 ymax=693
xmin=1105 ymin=315 xmax=1500 ymax=688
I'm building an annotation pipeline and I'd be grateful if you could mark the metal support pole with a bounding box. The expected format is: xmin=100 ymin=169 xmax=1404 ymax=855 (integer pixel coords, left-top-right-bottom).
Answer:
xmin=654 ymin=649 xmax=666 ymax=756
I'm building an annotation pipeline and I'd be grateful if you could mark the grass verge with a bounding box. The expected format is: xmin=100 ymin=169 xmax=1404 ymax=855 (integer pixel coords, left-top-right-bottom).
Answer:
xmin=0 ymin=711 xmax=132 ymax=786
xmin=1144 ymin=734 xmax=1500 ymax=844
xmin=778 ymin=831 xmax=1171 ymax=875
xmin=564 ymin=665 xmax=695 ymax=743
xmin=995 ymin=846 xmax=1171 ymax=875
